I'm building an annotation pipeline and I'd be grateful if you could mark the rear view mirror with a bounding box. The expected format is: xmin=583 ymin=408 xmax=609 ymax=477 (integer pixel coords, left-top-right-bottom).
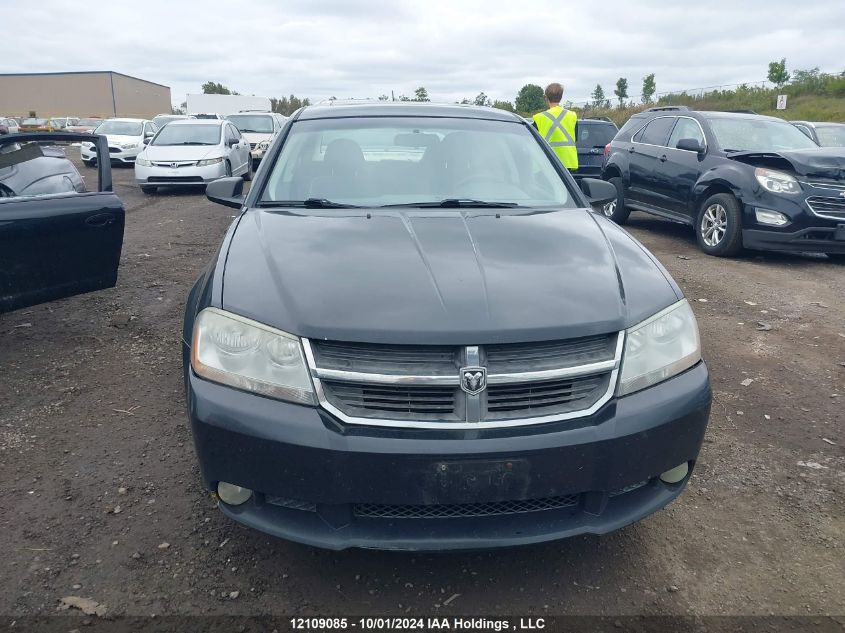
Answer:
xmin=579 ymin=178 xmax=616 ymax=206
xmin=206 ymin=176 xmax=245 ymax=209
xmin=676 ymin=138 xmax=704 ymax=153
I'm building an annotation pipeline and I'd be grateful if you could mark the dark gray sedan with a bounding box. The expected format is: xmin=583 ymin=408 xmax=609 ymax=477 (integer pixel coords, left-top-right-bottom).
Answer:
xmin=182 ymin=103 xmax=711 ymax=551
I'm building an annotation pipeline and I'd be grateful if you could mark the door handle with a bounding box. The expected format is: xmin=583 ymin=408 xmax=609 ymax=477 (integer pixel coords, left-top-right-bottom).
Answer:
xmin=85 ymin=213 xmax=114 ymax=228
xmin=628 ymin=146 xmax=635 ymax=153
xmin=659 ymin=154 xmax=667 ymax=162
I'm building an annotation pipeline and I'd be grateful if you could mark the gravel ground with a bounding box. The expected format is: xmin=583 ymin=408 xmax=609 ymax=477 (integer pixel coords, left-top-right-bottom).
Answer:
xmin=1 ymin=159 xmax=843 ymax=619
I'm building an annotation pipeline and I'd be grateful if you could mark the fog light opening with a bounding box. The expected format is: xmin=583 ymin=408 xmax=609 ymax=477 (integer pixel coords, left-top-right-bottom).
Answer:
xmin=217 ymin=481 xmax=253 ymax=506
xmin=659 ymin=462 xmax=690 ymax=484
xmin=754 ymin=208 xmax=789 ymax=227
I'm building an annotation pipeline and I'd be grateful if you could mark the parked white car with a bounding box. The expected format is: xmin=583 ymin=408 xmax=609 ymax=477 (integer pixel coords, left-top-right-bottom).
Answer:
xmin=0 ymin=117 xmax=20 ymax=134
xmin=81 ymin=118 xmax=157 ymax=166
xmin=226 ymin=112 xmax=287 ymax=166
xmin=134 ymin=119 xmax=252 ymax=194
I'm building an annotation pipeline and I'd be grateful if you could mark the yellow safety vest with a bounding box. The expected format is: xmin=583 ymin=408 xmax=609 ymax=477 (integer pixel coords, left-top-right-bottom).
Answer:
xmin=533 ymin=106 xmax=578 ymax=170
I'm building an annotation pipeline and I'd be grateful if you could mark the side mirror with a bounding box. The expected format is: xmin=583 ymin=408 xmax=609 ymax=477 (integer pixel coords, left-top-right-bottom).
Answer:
xmin=579 ymin=178 xmax=617 ymax=206
xmin=142 ymin=137 xmax=151 ymax=145
xmin=227 ymin=138 xmax=239 ymax=147
xmin=676 ymin=138 xmax=704 ymax=153
xmin=206 ymin=176 xmax=245 ymax=209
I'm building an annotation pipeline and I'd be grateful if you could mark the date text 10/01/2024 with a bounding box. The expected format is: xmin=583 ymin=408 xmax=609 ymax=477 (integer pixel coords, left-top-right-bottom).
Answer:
xmin=290 ymin=617 xmax=547 ymax=631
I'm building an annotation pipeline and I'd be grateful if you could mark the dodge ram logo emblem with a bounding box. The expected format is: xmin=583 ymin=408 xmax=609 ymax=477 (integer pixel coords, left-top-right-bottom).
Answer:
xmin=460 ymin=366 xmax=487 ymax=395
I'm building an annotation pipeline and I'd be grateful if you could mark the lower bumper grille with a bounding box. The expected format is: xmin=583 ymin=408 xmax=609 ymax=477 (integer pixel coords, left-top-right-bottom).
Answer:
xmin=147 ymin=176 xmax=204 ymax=183
xmin=354 ymin=495 xmax=579 ymax=519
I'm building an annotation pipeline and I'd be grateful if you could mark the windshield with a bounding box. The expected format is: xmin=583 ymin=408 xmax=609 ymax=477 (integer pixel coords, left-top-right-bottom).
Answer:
xmin=707 ymin=117 xmax=819 ymax=152
xmin=23 ymin=118 xmax=46 ymax=125
xmin=815 ymin=125 xmax=845 ymax=147
xmin=151 ymin=124 xmax=221 ymax=146
xmin=78 ymin=118 xmax=101 ymax=126
xmin=94 ymin=121 xmax=143 ymax=136
xmin=227 ymin=115 xmax=274 ymax=134
xmin=261 ymin=117 xmax=576 ymax=208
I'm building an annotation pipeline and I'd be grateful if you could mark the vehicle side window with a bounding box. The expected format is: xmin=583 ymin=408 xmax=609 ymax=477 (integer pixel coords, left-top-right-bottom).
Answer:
xmin=143 ymin=123 xmax=154 ymax=137
xmin=668 ymin=118 xmax=705 ymax=149
xmin=638 ymin=117 xmax=676 ymax=146
xmin=230 ymin=125 xmax=242 ymax=140
xmin=0 ymin=139 xmax=91 ymax=199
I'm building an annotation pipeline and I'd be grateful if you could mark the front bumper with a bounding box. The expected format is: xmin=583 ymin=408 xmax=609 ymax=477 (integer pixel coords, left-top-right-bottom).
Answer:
xmin=185 ymin=358 xmax=711 ymax=551
xmin=135 ymin=162 xmax=227 ymax=187
xmin=741 ymin=184 xmax=845 ymax=254
xmin=80 ymin=143 xmax=141 ymax=164
xmin=743 ymin=226 xmax=845 ymax=254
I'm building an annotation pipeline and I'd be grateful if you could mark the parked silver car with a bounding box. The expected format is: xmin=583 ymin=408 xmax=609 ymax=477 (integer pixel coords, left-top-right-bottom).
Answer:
xmin=226 ymin=112 xmax=287 ymax=166
xmin=134 ymin=119 xmax=252 ymax=193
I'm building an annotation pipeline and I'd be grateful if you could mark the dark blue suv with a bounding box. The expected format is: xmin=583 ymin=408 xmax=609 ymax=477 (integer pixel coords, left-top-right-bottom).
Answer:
xmin=602 ymin=106 xmax=845 ymax=258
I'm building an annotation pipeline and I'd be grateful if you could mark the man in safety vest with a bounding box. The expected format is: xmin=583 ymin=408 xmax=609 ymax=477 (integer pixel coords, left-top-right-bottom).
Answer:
xmin=532 ymin=83 xmax=578 ymax=171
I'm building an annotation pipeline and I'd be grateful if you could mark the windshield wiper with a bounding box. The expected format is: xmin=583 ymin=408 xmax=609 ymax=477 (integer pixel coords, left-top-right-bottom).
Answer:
xmin=381 ymin=199 xmax=522 ymax=208
xmin=176 ymin=141 xmax=211 ymax=145
xmin=257 ymin=198 xmax=361 ymax=209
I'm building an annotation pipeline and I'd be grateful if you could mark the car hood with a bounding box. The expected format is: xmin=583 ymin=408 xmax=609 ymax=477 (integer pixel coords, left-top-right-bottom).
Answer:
xmin=220 ymin=207 xmax=681 ymax=345
xmin=728 ymin=147 xmax=845 ymax=180
xmin=101 ymin=134 xmax=142 ymax=145
xmin=142 ymin=144 xmax=219 ymax=161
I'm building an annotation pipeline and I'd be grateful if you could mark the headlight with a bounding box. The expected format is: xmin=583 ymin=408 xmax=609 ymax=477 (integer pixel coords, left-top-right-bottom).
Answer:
xmin=190 ymin=308 xmax=315 ymax=404
xmin=197 ymin=157 xmax=223 ymax=166
xmin=258 ymin=141 xmax=270 ymax=150
xmin=617 ymin=299 xmax=701 ymax=396
xmin=754 ymin=168 xmax=801 ymax=194
xmin=135 ymin=156 xmax=151 ymax=167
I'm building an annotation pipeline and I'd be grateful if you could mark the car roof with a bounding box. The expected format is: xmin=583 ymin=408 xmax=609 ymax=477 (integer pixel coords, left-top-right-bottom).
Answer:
xmin=297 ymin=101 xmax=522 ymax=122
xmin=167 ymin=118 xmax=226 ymax=126
xmin=105 ymin=118 xmax=149 ymax=123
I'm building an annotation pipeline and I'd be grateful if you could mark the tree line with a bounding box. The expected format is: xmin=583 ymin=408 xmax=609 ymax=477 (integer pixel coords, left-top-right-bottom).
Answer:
xmin=189 ymin=62 xmax=844 ymax=119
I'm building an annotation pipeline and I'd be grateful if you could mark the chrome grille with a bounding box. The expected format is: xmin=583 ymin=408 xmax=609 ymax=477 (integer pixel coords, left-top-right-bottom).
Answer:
xmin=321 ymin=380 xmax=461 ymax=420
xmin=354 ymin=495 xmax=579 ymax=519
xmin=304 ymin=333 xmax=622 ymax=429
xmin=806 ymin=195 xmax=845 ymax=220
xmin=486 ymin=334 xmax=617 ymax=372
xmin=486 ymin=374 xmax=609 ymax=419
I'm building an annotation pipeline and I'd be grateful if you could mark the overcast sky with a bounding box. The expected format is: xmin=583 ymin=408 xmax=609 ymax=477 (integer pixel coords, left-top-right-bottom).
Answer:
xmin=2 ymin=0 xmax=843 ymax=107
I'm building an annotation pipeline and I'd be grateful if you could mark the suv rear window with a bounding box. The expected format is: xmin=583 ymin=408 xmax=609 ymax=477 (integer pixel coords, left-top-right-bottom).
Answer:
xmin=576 ymin=122 xmax=617 ymax=148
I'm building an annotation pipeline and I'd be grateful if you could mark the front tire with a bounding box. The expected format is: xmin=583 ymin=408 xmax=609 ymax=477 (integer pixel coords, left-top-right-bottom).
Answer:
xmin=82 ymin=159 xmax=95 ymax=167
xmin=140 ymin=185 xmax=156 ymax=194
xmin=243 ymin=157 xmax=253 ymax=182
xmin=601 ymin=177 xmax=631 ymax=224
xmin=224 ymin=160 xmax=232 ymax=177
xmin=826 ymin=253 xmax=845 ymax=261
xmin=696 ymin=193 xmax=743 ymax=256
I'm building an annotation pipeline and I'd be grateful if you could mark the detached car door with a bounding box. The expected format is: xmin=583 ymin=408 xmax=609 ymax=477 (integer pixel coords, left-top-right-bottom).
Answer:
xmin=0 ymin=132 xmax=125 ymax=313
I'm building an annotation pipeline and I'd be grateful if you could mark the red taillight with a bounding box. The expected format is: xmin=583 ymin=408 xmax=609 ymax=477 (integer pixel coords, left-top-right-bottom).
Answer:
xmin=604 ymin=143 xmax=611 ymax=157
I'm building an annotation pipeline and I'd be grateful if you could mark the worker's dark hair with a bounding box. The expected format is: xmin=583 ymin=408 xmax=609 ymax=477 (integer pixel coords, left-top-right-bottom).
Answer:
xmin=545 ymin=83 xmax=564 ymax=103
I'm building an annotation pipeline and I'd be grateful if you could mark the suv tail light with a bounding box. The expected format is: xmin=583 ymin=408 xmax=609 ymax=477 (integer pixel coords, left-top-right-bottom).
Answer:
xmin=604 ymin=143 xmax=611 ymax=157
